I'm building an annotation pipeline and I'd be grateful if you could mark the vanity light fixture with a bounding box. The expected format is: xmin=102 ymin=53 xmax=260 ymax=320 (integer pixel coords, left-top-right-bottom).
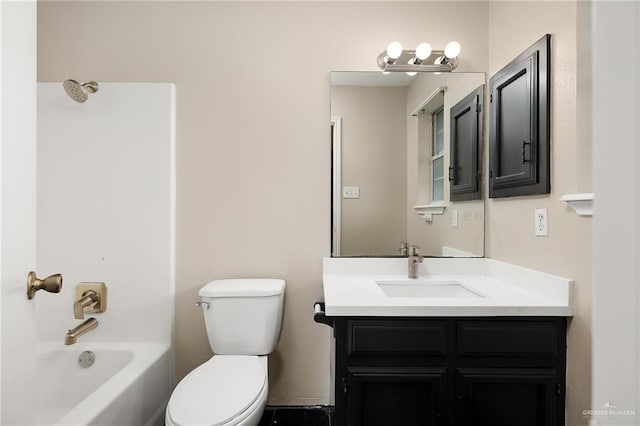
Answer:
xmin=378 ymin=41 xmax=461 ymax=73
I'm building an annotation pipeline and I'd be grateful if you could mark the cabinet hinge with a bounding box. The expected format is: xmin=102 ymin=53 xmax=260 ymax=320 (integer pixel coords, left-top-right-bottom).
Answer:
xmin=489 ymin=169 xmax=493 ymax=178
xmin=476 ymin=103 xmax=482 ymax=113
xmin=556 ymin=383 xmax=562 ymax=395
xmin=341 ymin=377 xmax=348 ymax=396
xmin=490 ymin=93 xmax=493 ymax=103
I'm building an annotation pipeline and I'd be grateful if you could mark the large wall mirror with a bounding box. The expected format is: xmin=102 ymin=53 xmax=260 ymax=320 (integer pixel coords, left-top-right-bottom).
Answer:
xmin=331 ymin=71 xmax=485 ymax=257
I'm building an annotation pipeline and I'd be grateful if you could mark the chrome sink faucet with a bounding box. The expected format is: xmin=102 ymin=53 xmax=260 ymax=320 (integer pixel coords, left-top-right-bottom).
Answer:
xmin=407 ymin=244 xmax=423 ymax=279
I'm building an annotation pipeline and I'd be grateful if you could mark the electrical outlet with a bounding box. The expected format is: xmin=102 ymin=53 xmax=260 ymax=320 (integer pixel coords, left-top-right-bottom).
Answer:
xmin=535 ymin=208 xmax=548 ymax=236
xmin=452 ymin=210 xmax=458 ymax=228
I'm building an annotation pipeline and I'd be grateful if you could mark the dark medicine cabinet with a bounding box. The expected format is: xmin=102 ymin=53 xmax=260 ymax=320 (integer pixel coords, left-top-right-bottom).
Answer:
xmin=449 ymin=85 xmax=484 ymax=201
xmin=489 ymin=34 xmax=551 ymax=198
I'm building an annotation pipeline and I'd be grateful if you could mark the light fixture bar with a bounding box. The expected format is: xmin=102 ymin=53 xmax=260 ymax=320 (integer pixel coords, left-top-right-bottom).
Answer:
xmin=377 ymin=48 xmax=459 ymax=73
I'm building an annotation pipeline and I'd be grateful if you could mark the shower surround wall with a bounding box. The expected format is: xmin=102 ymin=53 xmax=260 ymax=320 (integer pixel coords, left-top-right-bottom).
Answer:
xmin=36 ymin=83 xmax=175 ymax=346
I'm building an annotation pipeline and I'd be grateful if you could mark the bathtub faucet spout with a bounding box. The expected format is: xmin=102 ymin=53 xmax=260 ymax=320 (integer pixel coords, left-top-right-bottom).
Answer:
xmin=64 ymin=317 xmax=98 ymax=345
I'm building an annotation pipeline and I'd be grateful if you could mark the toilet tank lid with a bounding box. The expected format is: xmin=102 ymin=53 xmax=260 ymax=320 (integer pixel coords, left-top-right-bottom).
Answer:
xmin=199 ymin=279 xmax=286 ymax=298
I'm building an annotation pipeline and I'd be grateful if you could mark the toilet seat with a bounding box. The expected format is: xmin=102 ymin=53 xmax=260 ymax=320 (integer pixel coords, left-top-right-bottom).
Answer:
xmin=166 ymin=355 xmax=267 ymax=426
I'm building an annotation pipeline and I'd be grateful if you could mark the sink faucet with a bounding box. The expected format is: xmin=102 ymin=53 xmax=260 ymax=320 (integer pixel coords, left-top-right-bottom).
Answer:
xmin=408 ymin=245 xmax=423 ymax=279
xmin=64 ymin=317 xmax=98 ymax=345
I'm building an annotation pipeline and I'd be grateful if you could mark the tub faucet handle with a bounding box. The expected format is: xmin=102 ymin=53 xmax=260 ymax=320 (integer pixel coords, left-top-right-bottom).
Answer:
xmin=73 ymin=282 xmax=107 ymax=319
xmin=74 ymin=290 xmax=99 ymax=319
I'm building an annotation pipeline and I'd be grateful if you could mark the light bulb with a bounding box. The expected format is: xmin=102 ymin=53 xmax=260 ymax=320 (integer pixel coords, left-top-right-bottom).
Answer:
xmin=415 ymin=42 xmax=432 ymax=60
xmin=444 ymin=41 xmax=461 ymax=59
xmin=386 ymin=42 xmax=403 ymax=60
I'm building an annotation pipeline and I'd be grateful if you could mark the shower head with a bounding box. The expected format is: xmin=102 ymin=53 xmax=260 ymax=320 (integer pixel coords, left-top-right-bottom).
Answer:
xmin=63 ymin=79 xmax=99 ymax=103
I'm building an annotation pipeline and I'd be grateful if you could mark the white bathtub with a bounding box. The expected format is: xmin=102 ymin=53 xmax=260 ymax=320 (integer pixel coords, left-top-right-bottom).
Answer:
xmin=35 ymin=342 xmax=171 ymax=426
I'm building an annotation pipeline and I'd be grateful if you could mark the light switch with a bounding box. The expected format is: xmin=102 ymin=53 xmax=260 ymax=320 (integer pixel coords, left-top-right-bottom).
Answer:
xmin=343 ymin=186 xmax=360 ymax=199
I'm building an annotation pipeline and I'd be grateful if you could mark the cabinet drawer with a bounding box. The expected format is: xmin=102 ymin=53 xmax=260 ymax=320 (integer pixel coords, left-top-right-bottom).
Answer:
xmin=347 ymin=319 xmax=447 ymax=357
xmin=457 ymin=320 xmax=561 ymax=358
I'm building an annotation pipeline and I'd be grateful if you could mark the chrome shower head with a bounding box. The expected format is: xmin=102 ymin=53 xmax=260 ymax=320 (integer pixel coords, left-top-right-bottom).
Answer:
xmin=63 ymin=79 xmax=99 ymax=103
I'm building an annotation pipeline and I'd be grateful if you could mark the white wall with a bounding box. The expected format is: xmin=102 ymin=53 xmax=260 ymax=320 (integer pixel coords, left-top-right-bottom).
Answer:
xmin=0 ymin=1 xmax=37 ymax=424
xmin=592 ymin=2 xmax=640 ymax=424
xmin=36 ymin=83 xmax=175 ymax=346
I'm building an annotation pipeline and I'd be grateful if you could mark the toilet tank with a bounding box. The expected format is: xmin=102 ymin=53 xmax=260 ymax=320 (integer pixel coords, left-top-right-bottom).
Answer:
xmin=198 ymin=279 xmax=285 ymax=355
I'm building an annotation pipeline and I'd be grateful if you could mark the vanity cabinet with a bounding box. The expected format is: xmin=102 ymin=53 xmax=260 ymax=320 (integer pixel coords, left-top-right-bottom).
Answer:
xmin=334 ymin=317 xmax=566 ymax=426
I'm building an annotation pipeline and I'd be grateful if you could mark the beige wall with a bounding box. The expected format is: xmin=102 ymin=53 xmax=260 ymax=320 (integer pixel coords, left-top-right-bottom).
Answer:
xmin=37 ymin=1 xmax=590 ymax=417
xmin=486 ymin=2 xmax=591 ymax=425
xmin=331 ymin=85 xmax=407 ymax=256
xmin=37 ymin=1 xmax=489 ymax=405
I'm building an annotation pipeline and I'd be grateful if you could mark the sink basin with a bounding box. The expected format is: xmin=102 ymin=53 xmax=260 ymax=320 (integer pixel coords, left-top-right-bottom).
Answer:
xmin=376 ymin=280 xmax=485 ymax=298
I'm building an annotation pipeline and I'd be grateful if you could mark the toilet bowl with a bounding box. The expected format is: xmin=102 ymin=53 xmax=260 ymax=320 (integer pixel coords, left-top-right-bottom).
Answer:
xmin=165 ymin=279 xmax=285 ymax=426
xmin=166 ymin=356 xmax=268 ymax=426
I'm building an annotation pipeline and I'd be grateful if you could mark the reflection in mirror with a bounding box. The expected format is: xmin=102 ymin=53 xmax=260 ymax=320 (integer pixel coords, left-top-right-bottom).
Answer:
xmin=331 ymin=71 xmax=485 ymax=258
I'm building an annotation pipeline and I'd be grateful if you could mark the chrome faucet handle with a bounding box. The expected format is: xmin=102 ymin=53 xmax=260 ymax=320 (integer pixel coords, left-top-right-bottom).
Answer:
xmin=26 ymin=271 xmax=63 ymax=300
xmin=398 ymin=242 xmax=409 ymax=256
xmin=408 ymin=244 xmax=421 ymax=256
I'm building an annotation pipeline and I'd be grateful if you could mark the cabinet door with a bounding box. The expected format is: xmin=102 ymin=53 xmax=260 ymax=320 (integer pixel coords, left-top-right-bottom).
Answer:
xmin=450 ymin=85 xmax=483 ymax=201
xmin=456 ymin=368 xmax=560 ymax=426
xmin=345 ymin=366 xmax=447 ymax=426
xmin=489 ymin=34 xmax=550 ymax=198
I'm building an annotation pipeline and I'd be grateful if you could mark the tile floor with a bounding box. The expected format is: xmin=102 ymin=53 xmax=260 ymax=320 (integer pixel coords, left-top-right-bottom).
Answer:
xmin=259 ymin=406 xmax=333 ymax=426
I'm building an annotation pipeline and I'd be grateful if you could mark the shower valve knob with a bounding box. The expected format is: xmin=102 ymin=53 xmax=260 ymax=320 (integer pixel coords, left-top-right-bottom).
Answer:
xmin=26 ymin=271 xmax=63 ymax=300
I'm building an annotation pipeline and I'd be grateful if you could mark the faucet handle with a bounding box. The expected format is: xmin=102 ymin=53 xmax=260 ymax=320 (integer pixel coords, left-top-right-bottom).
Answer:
xmin=408 ymin=244 xmax=421 ymax=256
xmin=74 ymin=283 xmax=107 ymax=319
xmin=74 ymin=291 xmax=99 ymax=319
xmin=398 ymin=242 xmax=409 ymax=256
xmin=26 ymin=271 xmax=63 ymax=300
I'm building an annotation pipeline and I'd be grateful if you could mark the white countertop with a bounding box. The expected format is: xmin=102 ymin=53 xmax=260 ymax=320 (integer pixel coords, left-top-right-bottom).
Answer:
xmin=323 ymin=257 xmax=573 ymax=317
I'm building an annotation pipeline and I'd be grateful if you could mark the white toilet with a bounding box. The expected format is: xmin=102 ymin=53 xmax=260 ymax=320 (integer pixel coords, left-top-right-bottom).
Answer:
xmin=165 ymin=279 xmax=286 ymax=426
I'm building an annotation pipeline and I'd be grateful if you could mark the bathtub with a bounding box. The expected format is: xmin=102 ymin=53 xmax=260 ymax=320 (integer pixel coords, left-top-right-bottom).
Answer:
xmin=35 ymin=342 xmax=171 ymax=426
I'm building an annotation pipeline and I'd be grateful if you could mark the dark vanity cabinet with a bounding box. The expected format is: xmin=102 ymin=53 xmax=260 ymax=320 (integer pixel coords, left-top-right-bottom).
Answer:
xmin=334 ymin=317 xmax=566 ymax=426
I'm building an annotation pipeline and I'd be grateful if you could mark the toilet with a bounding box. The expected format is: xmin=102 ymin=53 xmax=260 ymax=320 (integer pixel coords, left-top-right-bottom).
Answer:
xmin=165 ymin=279 xmax=286 ymax=426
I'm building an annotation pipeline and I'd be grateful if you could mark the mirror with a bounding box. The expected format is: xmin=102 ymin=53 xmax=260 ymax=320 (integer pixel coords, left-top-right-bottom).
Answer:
xmin=331 ymin=71 xmax=485 ymax=258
